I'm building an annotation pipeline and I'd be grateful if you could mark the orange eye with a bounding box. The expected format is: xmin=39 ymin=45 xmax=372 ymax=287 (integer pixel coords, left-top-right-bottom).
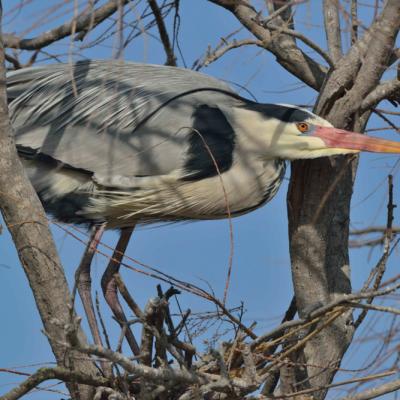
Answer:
xmin=296 ymin=122 xmax=309 ymax=133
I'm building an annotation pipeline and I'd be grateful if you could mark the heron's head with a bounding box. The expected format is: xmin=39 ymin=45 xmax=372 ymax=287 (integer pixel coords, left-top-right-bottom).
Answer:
xmin=234 ymin=104 xmax=400 ymax=160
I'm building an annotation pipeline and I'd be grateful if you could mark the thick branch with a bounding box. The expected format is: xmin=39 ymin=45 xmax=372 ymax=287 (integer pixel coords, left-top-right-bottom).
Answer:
xmin=323 ymin=0 xmax=342 ymax=63
xmin=332 ymin=0 xmax=400 ymax=117
xmin=316 ymin=0 xmax=400 ymax=118
xmin=361 ymin=79 xmax=400 ymax=112
xmin=0 ymin=6 xmax=98 ymax=400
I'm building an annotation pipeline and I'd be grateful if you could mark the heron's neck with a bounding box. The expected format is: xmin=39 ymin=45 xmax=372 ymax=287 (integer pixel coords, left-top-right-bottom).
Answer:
xmin=226 ymin=105 xmax=277 ymax=159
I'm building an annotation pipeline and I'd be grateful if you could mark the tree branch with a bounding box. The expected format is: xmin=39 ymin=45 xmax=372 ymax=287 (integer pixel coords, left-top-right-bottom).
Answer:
xmin=148 ymin=0 xmax=177 ymax=66
xmin=208 ymin=0 xmax=327 ymax=90
xmin=3 ymin=0 xmax=131 ymax=50
xmin=0 ymin=7 xmax=97 ymax=400
xmin=361 ymin=79 xmax=400 ymax=112
xmin=323 ymin=0 xmax=343 ymax=63
xmin=265 ymin=24 xmax=334 ymax=67
xmin=338 ymin=378 xmax=400 ymax=400
xmin=0 ymin=367 xmax=109 ymax=400
xmin=193 ymin=38 xmax=263 ymax=70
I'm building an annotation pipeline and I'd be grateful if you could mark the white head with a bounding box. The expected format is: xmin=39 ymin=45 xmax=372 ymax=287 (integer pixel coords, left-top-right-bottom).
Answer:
xmin=232 ymin=103 xmax=400 ymax=160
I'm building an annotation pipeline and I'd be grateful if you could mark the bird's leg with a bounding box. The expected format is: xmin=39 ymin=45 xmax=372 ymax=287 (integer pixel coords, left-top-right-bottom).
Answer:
xmin=75 ymin=223 xmax=106 ymax=347
xmin=101 ymin=226 xmax=140 ymax=356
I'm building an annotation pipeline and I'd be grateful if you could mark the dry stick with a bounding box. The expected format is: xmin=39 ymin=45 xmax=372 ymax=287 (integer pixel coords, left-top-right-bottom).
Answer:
xmin=153 ymin=302 xmax=169 ymax=368
xmin=264 ymin=369 xmax=397 ymax=399
xmin=252 ymin=280 xmax=400 ymax=350
xmin=226 ymin=298 xmax=297 ymax=381
xmin=346 ymin=301 xmax=400 ymax=316
xmin=349 ymin=223 xmax=400 ymax=248
xmin=260 ymin=296 xmax=297 ymax=395
xmin=117 ymin=273 xmax=195 ymax=367
xmin=373 ymin=108 xmax=400 ymax=133
xmin=95 ymin=292 xmax=112 ymax=350
xmin=53 ymin=222 xmax=257 ymax=338
xmin=140 ymin=300 xmax=156 ymax=367
xmin=351 ymin=226 xmax=400 ymax=236
xmin=337 ymin=376 xmax=400 ymax=400
xmin=262 ymin=309 xmax=345 ymax=375
xmin=156 ymin=286 xmax=197 ymax=366
xmin=157 ymin=285 xmax=177 ymax=338
xmin=193 ymin=38 xmax=263 ymax=70
xmin=114 ymin=274 xmax=145 ymax=319
xmin=256 ymin=316 xmax=322 ymax=355
xmin=355 ymin=175 xmax=396 ymax=328
xmin=350 ymin=238 xmax=390 ymax=249
xmin=75 ymin=341 xmax=256 ymax=395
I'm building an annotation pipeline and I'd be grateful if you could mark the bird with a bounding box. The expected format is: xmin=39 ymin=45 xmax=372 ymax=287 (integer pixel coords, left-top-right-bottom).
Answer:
xmin=6 ymin=60 xmax=400 ymax=358
xmin=7 ymin=60 xmax=400 ymax=227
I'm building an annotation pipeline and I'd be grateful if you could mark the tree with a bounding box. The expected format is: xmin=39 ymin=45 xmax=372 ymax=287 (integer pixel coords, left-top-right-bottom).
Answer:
xmin=1 ymin=0 xmax=400 ymax=399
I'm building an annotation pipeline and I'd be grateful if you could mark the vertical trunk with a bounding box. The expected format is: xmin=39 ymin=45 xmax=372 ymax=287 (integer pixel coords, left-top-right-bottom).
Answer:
xmin=287 ymin=154 xmax=356 ymax=397
xmin=285 ymin=2 xmax=400 ymax=395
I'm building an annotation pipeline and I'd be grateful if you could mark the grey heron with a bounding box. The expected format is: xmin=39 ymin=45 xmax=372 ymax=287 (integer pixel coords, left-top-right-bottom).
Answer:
xmin=7 ymin=60 xmax=400 ymax=357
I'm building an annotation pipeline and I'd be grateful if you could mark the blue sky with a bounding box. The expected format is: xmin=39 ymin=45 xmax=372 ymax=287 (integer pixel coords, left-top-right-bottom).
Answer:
xmin=1 ymin=1 xmax=400 ymax=398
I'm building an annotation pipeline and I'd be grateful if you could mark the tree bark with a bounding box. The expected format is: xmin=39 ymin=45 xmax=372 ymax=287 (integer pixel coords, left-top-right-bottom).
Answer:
xmin=0 ymin=3 xmax=98 ymax=399
xmin=287 ymin=1 xmax=400 ymax=396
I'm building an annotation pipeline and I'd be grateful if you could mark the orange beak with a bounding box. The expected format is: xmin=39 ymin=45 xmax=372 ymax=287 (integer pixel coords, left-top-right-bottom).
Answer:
xmin=312 ymin=126 xmax=400 ymax=154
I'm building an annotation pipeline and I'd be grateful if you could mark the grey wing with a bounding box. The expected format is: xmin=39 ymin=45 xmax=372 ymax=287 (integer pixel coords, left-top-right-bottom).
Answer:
xmin=8 ymin=60 xmax=239 ymax=186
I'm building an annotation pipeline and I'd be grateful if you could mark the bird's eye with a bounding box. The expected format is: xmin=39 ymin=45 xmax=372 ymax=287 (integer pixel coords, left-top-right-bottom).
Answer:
xmin=296 ymin=122 xmax=310 ymax=133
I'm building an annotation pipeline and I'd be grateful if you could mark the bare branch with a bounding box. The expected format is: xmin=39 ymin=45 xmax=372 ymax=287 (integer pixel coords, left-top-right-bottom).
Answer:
xmin=265 ymin=24 xmax=334 ymax=67
xmin=354 ymin=176 xmax=397 ymax=328
xmin=3 ymin=0 xmax=131 ymax=50
xmin=252 ymin=279 xmax=400 ymax=349
xmin=347 ymin=301 xmax=400 ymax=316
xmin=261 ymin=370 xmax=397 ymax=399
xmin=316 ymin=0 xmax=400 ymax=117
xmin=361 ymin=79 xmax=400 ymax=112
xmin=148 ymin=0 xmax=177 ymax=66
xmin=350 ymin=226 xmax=400 ymax=236
xmin=193 ymin=38 xmax=263 ymax=70
xmin=338 ymin=378 xmax=400 ymax=400
xmin=209 ymin=0 xmax=327 ymax=90
xmin=0 ymin=367 xmax=109 ymax=400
